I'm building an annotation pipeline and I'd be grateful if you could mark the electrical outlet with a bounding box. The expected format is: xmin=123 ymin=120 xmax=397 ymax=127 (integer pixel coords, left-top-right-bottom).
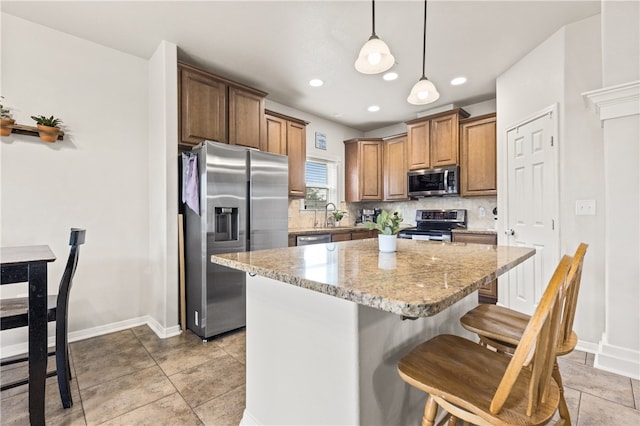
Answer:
xmin=478 ymin=207 xmax=486 ymax=217
xmin=575 ymin=200 xmax=596 ymax=216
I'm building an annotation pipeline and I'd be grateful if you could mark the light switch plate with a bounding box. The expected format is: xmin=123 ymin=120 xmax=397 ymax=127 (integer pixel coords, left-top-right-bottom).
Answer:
xmin=575 ymin=199 xmax=596 ymax=216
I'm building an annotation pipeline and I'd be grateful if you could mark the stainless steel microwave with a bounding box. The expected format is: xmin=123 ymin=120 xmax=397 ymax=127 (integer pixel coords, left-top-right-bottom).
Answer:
xmin=408 ymin=166 xmax=459 ymax=197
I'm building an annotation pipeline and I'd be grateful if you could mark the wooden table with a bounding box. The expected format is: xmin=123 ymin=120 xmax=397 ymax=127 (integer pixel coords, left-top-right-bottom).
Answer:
xmin=1 ymin=245 xmax=56 ymax=426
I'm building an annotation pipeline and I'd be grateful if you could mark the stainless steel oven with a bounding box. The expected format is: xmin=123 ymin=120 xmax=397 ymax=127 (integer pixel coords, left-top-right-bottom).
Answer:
xmin=398 ymin=209 xmax=467 ymax=241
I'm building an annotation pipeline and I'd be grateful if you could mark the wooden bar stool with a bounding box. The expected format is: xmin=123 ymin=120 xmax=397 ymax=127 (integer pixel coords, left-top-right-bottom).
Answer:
xmin=398 ymin=255 xmax=572 ymax=426
xmin=459 ymin=243 xmax=587 ymax=425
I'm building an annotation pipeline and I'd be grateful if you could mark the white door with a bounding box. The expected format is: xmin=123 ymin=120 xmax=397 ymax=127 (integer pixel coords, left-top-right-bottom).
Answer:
xmin=503 ymin=106 xmax=559 ymax=315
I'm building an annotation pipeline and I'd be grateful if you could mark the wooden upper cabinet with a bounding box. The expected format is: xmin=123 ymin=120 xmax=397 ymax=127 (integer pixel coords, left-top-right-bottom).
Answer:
xmin=384 ymin=134 xmax=408 ymax=201
xmin=229 ymin=87 xmax=265 ymax=150
xmin=265 ymin=110 xmax=308 ymax=198
xmin=264 ymin=114 xmax=287 ymax=155
xmin=407 ymin=120 xmax=430 ymax=170
xmin=460 ymin=113 xmax=497 ymax=197
xmin=178 ymin=62 xmax=267 ymax=149
xmin=406 ymin=108 xmax=469 ymax=170
xmin=287 ymin=120 xmax=307 ymax=198
xmin=344 ymin=138 xmax=383 ymax=202
xmin=430 ymin=113 xmax=460 ymax=167
xmin=179 ymin=66 xmax=227 ymax=146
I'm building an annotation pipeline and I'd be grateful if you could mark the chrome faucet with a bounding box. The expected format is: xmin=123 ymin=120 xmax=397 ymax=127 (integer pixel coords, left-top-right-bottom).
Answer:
xmin=325 ymin=203 xmax=336 ymax=227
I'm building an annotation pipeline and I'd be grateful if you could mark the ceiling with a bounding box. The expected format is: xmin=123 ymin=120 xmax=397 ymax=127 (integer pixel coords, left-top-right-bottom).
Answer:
xmin=1 ymin=1 xmax=601 ymax=132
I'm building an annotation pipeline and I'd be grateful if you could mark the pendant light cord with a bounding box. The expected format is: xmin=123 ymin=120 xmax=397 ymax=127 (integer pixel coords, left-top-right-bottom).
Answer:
xmin=422 ymin=0 xmax=428 ymax=79
xmin=371 ymin=0 xmax=376 ymax=36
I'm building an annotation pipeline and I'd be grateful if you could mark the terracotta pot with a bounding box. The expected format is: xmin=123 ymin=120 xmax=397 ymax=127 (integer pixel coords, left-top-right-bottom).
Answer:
xmin=37 ymin=124 xmax=60 ymax=143
xmin=0 ymin=118 xmax=15 ymax=137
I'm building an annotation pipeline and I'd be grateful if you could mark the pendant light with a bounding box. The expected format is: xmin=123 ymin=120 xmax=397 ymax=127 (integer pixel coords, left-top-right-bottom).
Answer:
xmin=407 ymin=0 xmax=440 ymax=105
xmin=355 ymin=0 xmax=395 ymax=74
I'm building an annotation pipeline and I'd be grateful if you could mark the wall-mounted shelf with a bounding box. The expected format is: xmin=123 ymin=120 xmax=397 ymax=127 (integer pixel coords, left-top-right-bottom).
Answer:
xmin=3 ymin=123 xmax=65 ymax=141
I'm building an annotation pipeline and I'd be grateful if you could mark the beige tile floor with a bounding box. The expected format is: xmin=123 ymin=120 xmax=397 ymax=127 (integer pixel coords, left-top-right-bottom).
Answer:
xmin=1 ymin=325 xmax=639 ymax=425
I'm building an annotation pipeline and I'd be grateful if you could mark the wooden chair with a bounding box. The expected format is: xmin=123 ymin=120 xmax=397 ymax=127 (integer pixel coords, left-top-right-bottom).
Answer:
xmin=1 ymin=228 xmax=86 ymax=409
xmin=459 ymin=243 xmax=587 ymax=425
xmin=398 ymin=255 xmax=572 ymax=426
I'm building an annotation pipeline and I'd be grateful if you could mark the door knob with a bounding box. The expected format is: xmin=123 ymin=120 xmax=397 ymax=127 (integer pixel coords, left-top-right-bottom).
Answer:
xmin=505 ymin=228 xmax=515 ymax=236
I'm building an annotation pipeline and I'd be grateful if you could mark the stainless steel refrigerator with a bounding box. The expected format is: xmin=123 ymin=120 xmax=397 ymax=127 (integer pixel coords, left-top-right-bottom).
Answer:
xmin=184 ymin=140 xmax=288 ymax=340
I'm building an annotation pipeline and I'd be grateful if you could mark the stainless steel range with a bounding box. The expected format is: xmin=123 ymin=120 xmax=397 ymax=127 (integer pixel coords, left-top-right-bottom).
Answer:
xmin=397 ymin=209 xmax=467 ymax=242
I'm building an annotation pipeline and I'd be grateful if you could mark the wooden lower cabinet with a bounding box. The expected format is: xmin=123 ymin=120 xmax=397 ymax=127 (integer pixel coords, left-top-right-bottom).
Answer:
xmin=351 ymin=230 xmax=375 ymax=240
xmin=289 ymin=229 xmax=375 ymax=245
xmin=331 ymin=233 xmax=352 ymax=242
xmin=452 ymin=232 xmax=498 ymax=303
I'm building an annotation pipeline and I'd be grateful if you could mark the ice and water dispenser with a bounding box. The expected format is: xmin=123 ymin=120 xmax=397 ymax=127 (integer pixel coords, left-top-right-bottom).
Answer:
xmin=214 ymin=207 xmax=238 ymax=241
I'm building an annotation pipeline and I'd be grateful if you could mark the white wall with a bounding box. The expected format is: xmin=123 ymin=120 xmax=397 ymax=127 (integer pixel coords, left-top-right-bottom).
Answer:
xmin=0 ymin=13 xmax=152 ymax=351
xmin=496 ymin=15 xmax=606 ymax=346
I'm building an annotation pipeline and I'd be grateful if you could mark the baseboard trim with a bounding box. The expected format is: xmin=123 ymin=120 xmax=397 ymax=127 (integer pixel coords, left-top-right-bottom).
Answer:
xmin=0 ymin=316 xmax=181 ymax=358
xmin=595 ymin=333 xmax=640 ymax=380
xmin=240 ymin=409 xmax=262 ymax=426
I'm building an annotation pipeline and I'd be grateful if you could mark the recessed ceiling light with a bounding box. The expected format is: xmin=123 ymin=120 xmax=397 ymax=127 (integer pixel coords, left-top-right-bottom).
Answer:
xmin=383 ymin=72 xmax=398 ymax=81
xmin=368 ymin=105 xmax=380 ymax=112
xmin=309 ymin=79 xmax=324 ymax=87
xmin=450 ymin=77 xmax=467 ymax=86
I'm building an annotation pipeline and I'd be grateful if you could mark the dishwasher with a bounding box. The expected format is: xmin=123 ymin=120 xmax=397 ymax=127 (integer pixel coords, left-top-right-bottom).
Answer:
xmin=296 ymin=234 xmax=331 ymax=246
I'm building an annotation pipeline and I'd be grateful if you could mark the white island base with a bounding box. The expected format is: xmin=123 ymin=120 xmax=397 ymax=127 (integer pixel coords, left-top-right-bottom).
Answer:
xmin=241 ymin=274 xmax=479 ymax=426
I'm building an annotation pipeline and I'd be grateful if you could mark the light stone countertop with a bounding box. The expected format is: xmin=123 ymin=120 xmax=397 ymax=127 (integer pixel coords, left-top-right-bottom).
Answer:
xmin=211 ymin=239 xmax=535 ymax=318
xmin=288 ymin=225 xmax=370 ymax=236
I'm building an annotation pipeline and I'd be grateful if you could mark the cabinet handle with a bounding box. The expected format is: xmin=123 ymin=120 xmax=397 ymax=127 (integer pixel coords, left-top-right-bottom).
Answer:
xmin=505 ymin=228 xmax=515 ymax=236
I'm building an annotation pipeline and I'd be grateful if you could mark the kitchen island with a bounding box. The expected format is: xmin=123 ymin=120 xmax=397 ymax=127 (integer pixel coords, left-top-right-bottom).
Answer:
xmin=212 ymin=238 xmax=534 ymax=425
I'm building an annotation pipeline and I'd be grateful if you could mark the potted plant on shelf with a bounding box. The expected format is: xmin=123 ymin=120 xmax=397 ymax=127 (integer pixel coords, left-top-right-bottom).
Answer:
xmin=0 ymin=97 xmax=15 ymax=137
xmin=31 ymin=115 xmax=63 ymax=142
xmin=364 ymin=210 xmax=403 ymax=252
xmin=331 ymin=209 xmax=346 ymax=227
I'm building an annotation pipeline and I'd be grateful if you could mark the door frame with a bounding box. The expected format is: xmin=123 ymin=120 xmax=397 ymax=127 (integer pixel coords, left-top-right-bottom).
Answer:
xmin=497 ymin=103 xmax=561 ymax=307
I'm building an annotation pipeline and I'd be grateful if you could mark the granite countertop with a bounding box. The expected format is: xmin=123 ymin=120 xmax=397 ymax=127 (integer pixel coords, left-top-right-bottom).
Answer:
xmin=211 ymin=239 xmax=534 ymax=318
xmin=452 ymin=228 xmax=498 ymax=235
xmin=288 ymin=226 xmax=372 ymax=236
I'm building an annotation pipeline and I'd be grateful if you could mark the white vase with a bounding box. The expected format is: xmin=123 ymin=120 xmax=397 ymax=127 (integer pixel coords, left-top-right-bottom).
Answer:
xmin=378 ymin=234 xmax=397 ymax=253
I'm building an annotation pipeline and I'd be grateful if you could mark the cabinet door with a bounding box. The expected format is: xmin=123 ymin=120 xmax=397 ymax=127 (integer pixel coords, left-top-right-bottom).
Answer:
xmin=360 ymin=141 xmax=383 ymax=200
xmin=265 ymin=114 xmax=287 ymax=155
xmin=407 ymin=121 xmax=430 ymax=170
xmin=384 ymin=135 xmax=408 ymax=200
xmin=180 ymin=67 xmax=227 ymax=146
xmin=331 ymin=233 xmax=352 ymax=242
xmin=430 ymin=113 xmax=459 ymax=167
xmin=350 ymin=230 xmax=372 ymax=240
xmin=452 ymin=232 xmax=498 ymax=303
xmin=287 ymin=121 xmax=307 ymax=198
xmin=229 ymin=86 xmax=264 ymax=150
xmin=460 ymin=114 xmax=497 ymax=197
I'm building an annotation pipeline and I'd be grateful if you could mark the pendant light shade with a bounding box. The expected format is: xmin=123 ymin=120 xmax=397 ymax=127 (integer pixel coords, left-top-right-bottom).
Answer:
xmin=407 ymin=77 xmax=440 ymax=105
xmin=407 ymin=0 xmax=439 ymax=105
xmin=355 ymin=1 xmax=395 ymax=74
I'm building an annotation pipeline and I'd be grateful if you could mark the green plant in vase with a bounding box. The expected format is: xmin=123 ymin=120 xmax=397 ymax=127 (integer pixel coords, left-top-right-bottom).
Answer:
xmin=365 ymin=210 xmax=403 ymax=235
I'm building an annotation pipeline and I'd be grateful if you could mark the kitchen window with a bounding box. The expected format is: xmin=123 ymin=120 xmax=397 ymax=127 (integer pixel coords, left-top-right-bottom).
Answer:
xmin=303 ymin=159 xmax=338 ymax=210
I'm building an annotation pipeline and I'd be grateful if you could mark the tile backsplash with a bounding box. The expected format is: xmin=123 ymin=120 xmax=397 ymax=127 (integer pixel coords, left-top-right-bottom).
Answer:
xmin=288 ymin=196 xmax=498 ymax=230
